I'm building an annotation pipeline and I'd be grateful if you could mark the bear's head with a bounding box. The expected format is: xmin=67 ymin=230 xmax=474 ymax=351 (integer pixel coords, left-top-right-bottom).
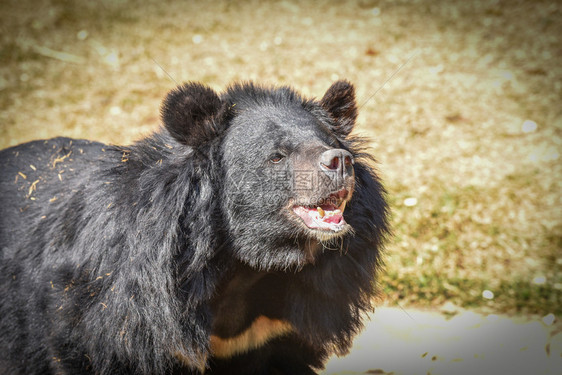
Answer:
xmin=161 ymin=81 xmax=380 ymax=271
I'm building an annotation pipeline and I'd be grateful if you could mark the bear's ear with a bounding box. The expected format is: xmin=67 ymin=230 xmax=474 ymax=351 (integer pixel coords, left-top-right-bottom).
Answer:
xmin=320 ymin=80 xmax=357 ymax=138
xmin=161 ymin=82 xmax=225 ymax=146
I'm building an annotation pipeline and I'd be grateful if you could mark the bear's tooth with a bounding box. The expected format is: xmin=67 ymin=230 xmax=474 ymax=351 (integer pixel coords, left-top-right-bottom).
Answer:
xmin=339 ymin=200 xmax=346 ymax=213
xmin=317 ymin=206 xmax=325 ymax=218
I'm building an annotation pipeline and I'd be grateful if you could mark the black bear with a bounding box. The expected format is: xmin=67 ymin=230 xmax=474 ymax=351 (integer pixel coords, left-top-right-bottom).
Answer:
xmin=0 ymin=81 xmax=389 ymax=375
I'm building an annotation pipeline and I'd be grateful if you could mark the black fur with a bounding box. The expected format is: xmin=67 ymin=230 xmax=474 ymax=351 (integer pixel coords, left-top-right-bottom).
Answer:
xmin=0 ymin=81 xmax=390 ymax=375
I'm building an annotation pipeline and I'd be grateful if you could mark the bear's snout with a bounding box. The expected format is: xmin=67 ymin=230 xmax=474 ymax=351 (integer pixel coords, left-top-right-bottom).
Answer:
xmin=319 ymin=148 xmax=354 ymax=179
xmin=316 ymin=148 xmax=355 ymax=197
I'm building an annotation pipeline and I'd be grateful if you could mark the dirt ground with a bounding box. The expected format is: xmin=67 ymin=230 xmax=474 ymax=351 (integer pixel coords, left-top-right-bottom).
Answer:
xmin=322 ymin=306 xmax=562 ymax=374
xmin=1 ymin=0 xmax=561 ymax=373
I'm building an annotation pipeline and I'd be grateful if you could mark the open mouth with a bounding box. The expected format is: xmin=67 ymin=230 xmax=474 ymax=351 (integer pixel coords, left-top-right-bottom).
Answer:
xmin=292 ymin=190 xmax=349 ymax=233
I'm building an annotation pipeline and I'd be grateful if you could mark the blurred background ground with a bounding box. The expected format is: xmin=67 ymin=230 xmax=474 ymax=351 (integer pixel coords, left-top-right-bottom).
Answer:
xmin=323 ymin=306 xmax=562 ymax=374
xmin=1 ymin=0 xmax=560 ymax=373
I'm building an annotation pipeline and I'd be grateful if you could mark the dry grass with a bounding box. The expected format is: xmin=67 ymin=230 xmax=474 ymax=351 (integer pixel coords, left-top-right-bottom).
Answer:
xmin=1 ymin=0 xmax=560 ymax=316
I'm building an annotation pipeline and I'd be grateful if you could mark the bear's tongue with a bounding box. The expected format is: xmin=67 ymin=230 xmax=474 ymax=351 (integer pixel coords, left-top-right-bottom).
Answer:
xmin=293 ymin=204 xmax=346 ymax=232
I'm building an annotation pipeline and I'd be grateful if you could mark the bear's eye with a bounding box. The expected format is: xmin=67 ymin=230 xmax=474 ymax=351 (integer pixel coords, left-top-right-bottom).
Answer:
xmin=269 ymin=154 xmax=285 ymax=164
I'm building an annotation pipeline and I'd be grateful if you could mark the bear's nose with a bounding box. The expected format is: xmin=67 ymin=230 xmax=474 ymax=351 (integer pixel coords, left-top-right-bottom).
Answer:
xmin=319 ymin=149 xmax=354 ymax=178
